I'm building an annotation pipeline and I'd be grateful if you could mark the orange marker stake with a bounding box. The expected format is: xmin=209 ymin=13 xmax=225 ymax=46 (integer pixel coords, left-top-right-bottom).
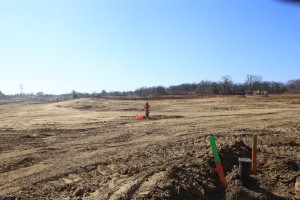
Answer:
xmin=252 ymin=134 xmax=257 ymax=174
xmin=215 ymin=162 xmax=227 ymax=189
xmin=209 ymin=136 xmax=228 ymax=189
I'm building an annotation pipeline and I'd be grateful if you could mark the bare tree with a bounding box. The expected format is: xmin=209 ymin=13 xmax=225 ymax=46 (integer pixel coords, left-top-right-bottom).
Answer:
xmin=286 ymin=79 xmax=300 ymax=93
xmin=72 ymin=90 xmax=78 ymax=99
xmin=195 ymin=81 xmax=221 ymax=94
xmin=36 ymin=92 xmax=45 ymax=97
xmin=245 ymin=75 xmax=263 ymax=92
xmin=101 ymin=90 xmax=108 ymax=96
xmin=221 ymin=75 xmax=233 ymax=94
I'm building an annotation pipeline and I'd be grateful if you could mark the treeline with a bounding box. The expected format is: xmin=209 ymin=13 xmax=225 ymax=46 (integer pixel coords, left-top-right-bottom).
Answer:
xmin=97 ymin=75 xmax=300 ymax=97
xmin=1 ymin=75 xmax=300 ymax=98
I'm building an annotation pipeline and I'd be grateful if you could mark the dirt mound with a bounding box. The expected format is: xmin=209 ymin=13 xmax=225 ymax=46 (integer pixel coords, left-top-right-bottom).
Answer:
xmin=138 ymin=139 xmax=297 ymax=200
xmin=140 ymin=140 xmax=255 ymax=200
xmin=140 ymin=163 xmax=220 ymax=200
xmin=225 ymin=185 xmax=266 ymax=200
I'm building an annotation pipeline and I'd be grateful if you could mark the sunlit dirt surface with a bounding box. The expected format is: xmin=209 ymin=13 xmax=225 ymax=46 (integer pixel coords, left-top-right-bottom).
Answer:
xmin=0 ymin=95 xmax=300 ymax=199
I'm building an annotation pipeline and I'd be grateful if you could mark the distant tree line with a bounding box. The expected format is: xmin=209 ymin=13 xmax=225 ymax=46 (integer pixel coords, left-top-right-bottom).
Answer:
xmin=94 ymin=75 xmax=300 ymax=97
xmin=1 ymin=75 xmax=300 ymax=99
xmin=50 ymin=76 xmax=300 ymax=98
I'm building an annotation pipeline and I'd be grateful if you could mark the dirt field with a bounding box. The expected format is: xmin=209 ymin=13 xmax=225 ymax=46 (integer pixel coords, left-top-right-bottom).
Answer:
xmin=0 ymin=95 xmax=300 ymax=200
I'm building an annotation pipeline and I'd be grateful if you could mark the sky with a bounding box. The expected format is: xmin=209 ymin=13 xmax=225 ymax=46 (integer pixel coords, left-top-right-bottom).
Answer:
xmin=0 ymin=0 xmax=300 ymax=95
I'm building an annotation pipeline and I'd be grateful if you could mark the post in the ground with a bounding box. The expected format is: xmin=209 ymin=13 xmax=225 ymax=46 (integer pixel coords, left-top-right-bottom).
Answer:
xmin=209 ymin=136 xmax=228 ymax=189
xmin=252 ymin=134 xmax=257 ymax=174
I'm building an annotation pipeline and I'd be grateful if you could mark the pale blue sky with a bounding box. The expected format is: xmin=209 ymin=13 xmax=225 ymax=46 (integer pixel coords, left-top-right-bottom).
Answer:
xmin=0 ymin=0 xmax=299 ymax=94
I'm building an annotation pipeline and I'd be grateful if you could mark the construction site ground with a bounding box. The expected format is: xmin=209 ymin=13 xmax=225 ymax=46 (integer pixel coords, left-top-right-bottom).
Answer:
xmin=0 ymin=95 xmax=300 ymax=200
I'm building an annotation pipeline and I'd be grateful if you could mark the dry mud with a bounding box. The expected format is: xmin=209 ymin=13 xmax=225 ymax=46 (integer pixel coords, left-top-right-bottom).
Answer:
xmin=0 ymin=95 xmax=300 ymax=200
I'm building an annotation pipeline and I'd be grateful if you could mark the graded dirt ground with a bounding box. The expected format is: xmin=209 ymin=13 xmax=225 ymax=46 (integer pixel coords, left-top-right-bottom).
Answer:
xmin=0 ymin=95 xmax=300 ymax=200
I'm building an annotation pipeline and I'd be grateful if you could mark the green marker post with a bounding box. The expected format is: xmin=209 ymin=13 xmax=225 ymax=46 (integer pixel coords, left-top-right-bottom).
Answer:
xmin=209 ymin=136 xmax=227 ymax=189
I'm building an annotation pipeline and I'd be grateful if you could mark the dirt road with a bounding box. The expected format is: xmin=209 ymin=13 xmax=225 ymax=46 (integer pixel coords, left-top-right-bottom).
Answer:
xmin=0 ymin=95 xmax=299 ymax=199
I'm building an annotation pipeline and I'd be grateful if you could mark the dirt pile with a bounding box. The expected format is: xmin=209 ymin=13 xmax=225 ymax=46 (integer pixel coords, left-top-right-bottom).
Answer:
xmin=140 ymin=140 xmax=256 ymax=200
xmin=139 ymin=163 xmax=220 ymax=200
xmin=139 ymin=138 xmax=300 ymax=200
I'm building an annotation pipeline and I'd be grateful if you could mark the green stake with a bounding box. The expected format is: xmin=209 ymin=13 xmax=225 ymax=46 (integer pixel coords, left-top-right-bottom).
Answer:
xmin=253 ymin=134 xmax=257 ymax=151
xmin=209 ymin=136 xmax=221 ymax=163
xmin=208 ymin=135 xmax=227 ymax=189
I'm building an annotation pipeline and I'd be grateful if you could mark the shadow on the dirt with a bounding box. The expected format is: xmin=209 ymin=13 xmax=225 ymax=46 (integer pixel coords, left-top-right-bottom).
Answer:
xmin=244 ymin=177 xmax=286 ymax=200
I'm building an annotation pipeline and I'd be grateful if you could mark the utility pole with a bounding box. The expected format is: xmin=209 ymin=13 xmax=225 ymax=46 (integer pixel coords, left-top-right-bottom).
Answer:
xmin=20 ymin=84 xmax=24 ymax=95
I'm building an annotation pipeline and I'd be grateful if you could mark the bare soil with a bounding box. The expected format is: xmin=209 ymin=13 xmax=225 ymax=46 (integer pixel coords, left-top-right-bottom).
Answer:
xmin=0 ymin=95 xmax=299 ymax=200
